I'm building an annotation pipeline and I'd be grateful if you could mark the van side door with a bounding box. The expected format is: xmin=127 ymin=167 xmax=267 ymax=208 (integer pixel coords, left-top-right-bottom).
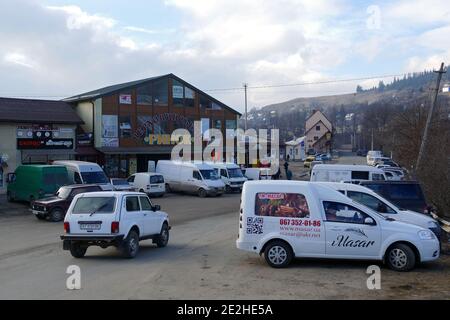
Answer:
xmin=323 ymin=201 xmax=381 ymax=258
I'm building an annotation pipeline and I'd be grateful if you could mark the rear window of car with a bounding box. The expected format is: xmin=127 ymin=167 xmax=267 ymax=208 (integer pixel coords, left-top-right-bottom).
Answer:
xmin=72 ymin=197 xmax=116 ymax=214
xmin=150 ymin=175 xmax=164 ymax=184
xmin=388 ymin=184 xmax=424 ymax=200
xmin=255 ymin=193 xmax=310 ymax=218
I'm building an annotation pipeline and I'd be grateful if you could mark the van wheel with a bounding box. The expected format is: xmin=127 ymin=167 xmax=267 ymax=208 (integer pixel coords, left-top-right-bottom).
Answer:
xmin=386 ymin=243 xmax=416 ymax=271
xmin=70 ymin=243 xmax=87 ymax=258
xmin=198 ymin=188 xmax=207 ymax=198
xmin=121 ymin=230 xmax=139 ymax=258
xmin=49 ymin=208 xmax=64 ymax=222
xmin=165 ymin=184 xmax=171 ymax=193
xmin=155 ymin=223 xmax=169 ymax=248
xmin=264 ymin=240 xmax=293 ymax=268
xmin=6 ymin=191 xmax=13 ymax=202
xmin=225 ymin=185 xmax=232 ymax=193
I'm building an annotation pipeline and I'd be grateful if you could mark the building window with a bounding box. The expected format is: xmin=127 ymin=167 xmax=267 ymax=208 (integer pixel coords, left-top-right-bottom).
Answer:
xmin=200 ymin=95 xmax=212 ymax=110
xmin=119 ymin=116 xmax=132 ymax=138
xmin=153 ymin=79 xmax=168 ymax=106
xmin=314 ymin=136 xmax=319 ymax=141
xmin=316 ymin=125 xmax=320 ymax=131
xmin=212 ymin=102 xmax=222 ymax=110
xmin=213 ymin=119 xmax=222 ymax=130
xmin=185 ymin=87 xmax=195 ymax=107
xmin=173 ymin=79 xmax=184 ymax=107
xmin=136 ymin=84 xmax=152 ymax=105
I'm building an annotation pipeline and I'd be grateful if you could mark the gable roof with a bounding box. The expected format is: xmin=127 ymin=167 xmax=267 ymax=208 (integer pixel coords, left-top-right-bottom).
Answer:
xmin=63 ymin=73 xmax=242 ymax=116
xmin=305 ymin=110 xmax=332 ymax=132
xmin=0 ymin=98 xmax=83 ymax=124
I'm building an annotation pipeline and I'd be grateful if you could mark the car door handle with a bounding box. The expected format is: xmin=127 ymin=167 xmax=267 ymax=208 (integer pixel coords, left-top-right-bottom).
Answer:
xmin=330 ymin=227 xmax=342 ymax=231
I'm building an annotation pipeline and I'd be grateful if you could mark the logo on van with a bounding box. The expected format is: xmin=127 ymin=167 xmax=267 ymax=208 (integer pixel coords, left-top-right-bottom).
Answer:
xmin=331 ymin=234 xmax=375 ymax=248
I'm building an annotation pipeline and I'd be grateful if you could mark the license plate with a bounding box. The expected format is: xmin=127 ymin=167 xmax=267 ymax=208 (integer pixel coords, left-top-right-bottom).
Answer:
xmin=80 ymin=223 xmax=101 ymax=231
xmin=32 ymin=210 xmax=44 ymax=215
xmin=151 ymin=185 xmax=160 ymax=188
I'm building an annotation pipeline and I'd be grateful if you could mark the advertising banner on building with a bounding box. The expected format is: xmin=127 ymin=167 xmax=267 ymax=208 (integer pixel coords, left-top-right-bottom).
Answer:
xmin=17 ymin=139 xmax=74 ymax=150
xmin=119 ymin=94 xmax=132 ymax=104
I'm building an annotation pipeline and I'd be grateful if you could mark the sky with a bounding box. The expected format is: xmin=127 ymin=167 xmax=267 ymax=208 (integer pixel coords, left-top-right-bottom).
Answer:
xmin=0 ymin=0 xmax=449 ymax=112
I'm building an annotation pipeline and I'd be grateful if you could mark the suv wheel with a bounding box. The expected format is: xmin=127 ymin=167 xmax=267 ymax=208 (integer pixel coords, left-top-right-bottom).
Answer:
xmin=49 ymin=208 xmax=64 ymax=222
xmin=198 ymin=188 xmax=207 ymax=198
xmin=70 ymin=243 xmax=87 ymax=258
xmin=121 ymin=230 xmax=139 ymax=258
xmin=386 ymin=243 xmax=416 ymax=271
xmin=155 ymin=223 xmax=169 ymax=248
xmin=264 ymin=240 xmax=293 ymax=268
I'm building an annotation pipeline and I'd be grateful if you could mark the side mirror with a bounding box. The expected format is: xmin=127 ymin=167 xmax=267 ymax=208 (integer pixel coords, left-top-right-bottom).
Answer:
xmin=364 ymin=217 xmax=375 ymax=225
xmin=152 ymin=205 xmax=161 ymax=212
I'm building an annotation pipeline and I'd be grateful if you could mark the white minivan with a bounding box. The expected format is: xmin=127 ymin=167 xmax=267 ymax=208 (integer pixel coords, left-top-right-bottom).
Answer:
xmin=53 ymin=160 xmax=113 ymax=190
xmin=236 ymin=181 xmax=440 ymax=271
xmin=208 ymin=162 xmax=247 ymax=192
xmin=127 ymin=172 xmax=165 ymax=197
xmin=317 ymin=182 xmax=442 ymax=239
xmin=310 ymin=164 xmax=386 ymax=183
xmin=367 ymin=151 xmax=383 ymax=166
xmin=156 ymin=161 xmax=225 ymax=197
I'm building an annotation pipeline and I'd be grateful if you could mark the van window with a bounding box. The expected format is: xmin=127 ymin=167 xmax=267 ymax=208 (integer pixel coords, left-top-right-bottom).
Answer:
xmin=389 ymin=184 xmax=423 ymax=200
xmin=372 ymin=173 xmax=385 ymax=181
xmin=255 ymin=193 xmax=310 ymax=218
xmin=150 ymin=175 xmax=164 ymax=184
xmin=347 ymin=191 xmax=396 ymax=214
xmin=127 ymin=175 xmax=135 ymax=183
xmin=220 ymin=169 xmax=228 ymax=178
xmin=323 ymin=201 xmax=373 ymax=224
xmin=81 ymin=171 xmax=109 ymax=184
xmin=126 ymin=196 xmax=141 ymax=212
xmin=193 ymin=171 xmax=202 ymax=180
xmin=351 ymin=171 xmax=369 ymax=180
xmin=74 ymin=172 xmax=82 ymax=184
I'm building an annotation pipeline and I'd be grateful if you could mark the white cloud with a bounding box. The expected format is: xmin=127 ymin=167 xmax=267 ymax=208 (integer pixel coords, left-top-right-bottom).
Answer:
xmin=3 ymin=52 xmax=38 ymax=70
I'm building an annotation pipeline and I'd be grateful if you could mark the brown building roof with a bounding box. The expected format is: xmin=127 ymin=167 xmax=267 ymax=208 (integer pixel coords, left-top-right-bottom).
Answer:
xmin=0 ymin=97 xmax=83 ymax=124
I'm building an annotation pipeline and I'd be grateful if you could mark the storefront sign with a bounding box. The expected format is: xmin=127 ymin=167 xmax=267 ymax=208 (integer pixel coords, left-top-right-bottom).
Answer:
xmin=17 ymin=139 xmax=74 ymax=150
xmin=101 ymin=138 xmax=119 ymax=148
xmin=76 ymin=133 xmax=93 ymax=146
xmin=119 ymin=94 xmax=132 ymax=104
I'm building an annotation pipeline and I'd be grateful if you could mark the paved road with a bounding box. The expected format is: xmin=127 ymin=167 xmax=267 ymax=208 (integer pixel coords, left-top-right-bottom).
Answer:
xmin=0 ymin=190 xmax=449 ymax=299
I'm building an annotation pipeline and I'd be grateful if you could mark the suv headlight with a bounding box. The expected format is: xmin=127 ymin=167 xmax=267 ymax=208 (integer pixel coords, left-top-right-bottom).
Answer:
xmin=418 ymin=230 xmax=434 ymax=240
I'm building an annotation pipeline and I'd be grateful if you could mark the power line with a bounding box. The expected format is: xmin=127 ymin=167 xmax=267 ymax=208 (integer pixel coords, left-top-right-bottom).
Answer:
xmin=0 ymin=71 xmax=424 ymax=98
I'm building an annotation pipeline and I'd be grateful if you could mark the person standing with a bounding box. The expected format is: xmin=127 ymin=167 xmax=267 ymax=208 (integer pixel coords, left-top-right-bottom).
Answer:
xmin=283 ymin=160 xmax=289 ymax=177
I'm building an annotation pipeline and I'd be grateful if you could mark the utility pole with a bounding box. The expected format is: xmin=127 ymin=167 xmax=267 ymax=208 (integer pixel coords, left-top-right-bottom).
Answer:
xmin=243 ymin=83 xmax=248 ymax=131
xmin=371 ymin=128 xmax=374 ymax=151
xmin=416 ymin=62 xmax=446 ymax=172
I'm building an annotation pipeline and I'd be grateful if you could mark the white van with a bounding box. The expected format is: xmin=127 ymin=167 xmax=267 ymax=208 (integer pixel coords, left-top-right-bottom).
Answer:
xmin=367 ymin=151 xmax=383 ymax=166
xmin=156 ymin=161 xmax=225 ymax=197
xmin=236 ymin=181 xmax=440 ymax=271
xmin=53 ymin=160 xmax=113 ymax=191
xmin=207 ymin=162 xmax=247 ymax=192
xmin=127 ymin=172 xmax=165 ymax=197
xmin=316 ymin=182 xmax=442 ymax=239
xmin=243 ymin=168 xmax=272 ymax=181
xmin=310 ymin=164 xmax=386 ymax=183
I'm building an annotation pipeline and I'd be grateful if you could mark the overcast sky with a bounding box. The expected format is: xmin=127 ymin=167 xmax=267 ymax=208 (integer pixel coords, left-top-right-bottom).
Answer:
xmin=1 ymin=0 xmax=449 ymax=112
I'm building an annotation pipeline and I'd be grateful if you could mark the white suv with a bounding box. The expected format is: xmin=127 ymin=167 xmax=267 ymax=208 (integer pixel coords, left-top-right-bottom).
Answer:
xmin=61 ymin=192 xmax=170 ymax=259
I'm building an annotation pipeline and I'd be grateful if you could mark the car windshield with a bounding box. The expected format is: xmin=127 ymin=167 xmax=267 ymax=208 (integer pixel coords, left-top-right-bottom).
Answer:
xmin=81 ymin=171 xmax=109 ymax=184
xmin=200 ymin=169 xmax=219 ymax=180
xmin=112 ymin=179 xmax=128 ymax=186
xmin=228 ymin=168 xmax=244 ymax=178
xmin=72 ymin=197 xmax=116 ymax=214
xmin=56 ymin=187 xmax=71 ymax=199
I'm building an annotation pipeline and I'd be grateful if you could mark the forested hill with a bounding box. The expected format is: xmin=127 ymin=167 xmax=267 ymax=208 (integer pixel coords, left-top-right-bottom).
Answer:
xmin=242 ymin=68 xmax=450 ymax=142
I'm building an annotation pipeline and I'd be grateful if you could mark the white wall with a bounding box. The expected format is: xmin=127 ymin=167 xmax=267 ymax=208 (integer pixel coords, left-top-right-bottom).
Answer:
xmin=0 ymin=124 xmax=20 ymax=194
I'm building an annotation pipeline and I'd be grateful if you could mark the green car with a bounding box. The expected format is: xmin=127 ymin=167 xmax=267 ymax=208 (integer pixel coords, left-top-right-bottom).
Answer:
xmin=7 ymin=165 xmax=69 ymax=203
